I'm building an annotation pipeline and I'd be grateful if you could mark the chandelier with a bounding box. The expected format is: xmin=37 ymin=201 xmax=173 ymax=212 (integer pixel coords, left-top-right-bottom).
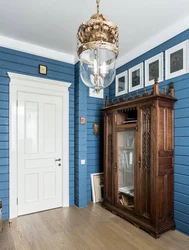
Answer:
xmin=77 ymin=0 xmax=119 ymax=92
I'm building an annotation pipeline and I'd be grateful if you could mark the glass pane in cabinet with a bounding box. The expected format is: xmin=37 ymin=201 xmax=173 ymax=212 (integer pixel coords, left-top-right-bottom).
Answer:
xmin=117 ymin=131 xmax=134 ymax=210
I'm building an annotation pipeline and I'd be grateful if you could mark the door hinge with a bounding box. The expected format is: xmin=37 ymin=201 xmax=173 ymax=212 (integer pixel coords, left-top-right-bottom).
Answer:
xmin=16 ymin=100 xmax=18 ymax=107
xmin=16 ymin=198 xmax=18 ymax=205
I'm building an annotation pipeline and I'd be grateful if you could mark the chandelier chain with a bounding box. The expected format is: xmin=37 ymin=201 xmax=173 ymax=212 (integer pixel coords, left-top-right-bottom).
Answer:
xmin=96 ymin=0 xmax=100 ymax=14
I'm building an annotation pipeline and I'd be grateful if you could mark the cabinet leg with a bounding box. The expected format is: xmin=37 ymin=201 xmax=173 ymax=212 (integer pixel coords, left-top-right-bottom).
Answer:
xmin=171 ymin=225 xmax=176 ymax=231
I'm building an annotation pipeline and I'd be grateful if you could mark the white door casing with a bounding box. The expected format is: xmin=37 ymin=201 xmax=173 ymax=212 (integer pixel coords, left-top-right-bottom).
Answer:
xmin=9 ymin=73 xmax=71 ymax=219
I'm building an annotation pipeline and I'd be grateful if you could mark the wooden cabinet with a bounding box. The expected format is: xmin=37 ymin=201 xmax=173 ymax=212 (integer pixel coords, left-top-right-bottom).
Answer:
xmin=102 ymin=81 xmax=177 ymax=238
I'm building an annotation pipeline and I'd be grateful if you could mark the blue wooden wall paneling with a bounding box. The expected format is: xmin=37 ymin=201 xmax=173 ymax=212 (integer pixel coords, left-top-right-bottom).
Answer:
xmin=74 ymin=62 xmax=88 ymax=207
xmin=0 ymin=46 xmax=75 ymax=219
xmin=109 ymin=29 xmax=189 ymax=236
xmin=87 ymin=85 xmax=109 ymax=202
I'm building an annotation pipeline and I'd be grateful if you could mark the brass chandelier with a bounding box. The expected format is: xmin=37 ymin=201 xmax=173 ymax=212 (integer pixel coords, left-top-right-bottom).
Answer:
xmin=77 ymin=0 xmax=119 ymax=92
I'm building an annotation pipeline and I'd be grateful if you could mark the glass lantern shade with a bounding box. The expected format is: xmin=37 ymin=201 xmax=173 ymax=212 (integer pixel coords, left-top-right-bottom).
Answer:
xmin=77 ymin=7 xmax=119 ymax=92
xmin=80 ymin=47 xmax=116 ymax=91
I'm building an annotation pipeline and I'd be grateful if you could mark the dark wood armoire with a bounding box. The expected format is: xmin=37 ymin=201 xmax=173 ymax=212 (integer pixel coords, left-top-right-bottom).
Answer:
xmin=102 ymin=80 xmax=177 ymax=238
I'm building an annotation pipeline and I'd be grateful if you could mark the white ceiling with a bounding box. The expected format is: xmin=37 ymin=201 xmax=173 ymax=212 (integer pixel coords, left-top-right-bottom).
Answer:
xmin=0 ymin=0 xmax=189 ymax=62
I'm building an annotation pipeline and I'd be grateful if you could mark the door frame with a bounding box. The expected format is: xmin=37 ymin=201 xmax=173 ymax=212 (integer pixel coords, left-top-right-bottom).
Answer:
xmin=8 ymin=72 xmax=71 ymax=219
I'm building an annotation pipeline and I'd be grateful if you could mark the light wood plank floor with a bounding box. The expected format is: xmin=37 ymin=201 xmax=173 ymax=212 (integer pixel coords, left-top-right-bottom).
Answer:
xmin=0 ymin=203 xmax=189 ymax=250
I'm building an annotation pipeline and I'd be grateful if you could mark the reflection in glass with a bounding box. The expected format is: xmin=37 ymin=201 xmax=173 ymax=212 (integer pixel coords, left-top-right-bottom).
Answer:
xmin=170 ymin=49 xmax=183 ymax=73
xmin=118 ymin=76 xmax=125 ymax=92
xmin=149 ymin=60 xmax=159 ymax=81
xmin=132 ymin=69 xmax=140 ymax=87
xmin=117 ymin=131 xmax=134 ymax=209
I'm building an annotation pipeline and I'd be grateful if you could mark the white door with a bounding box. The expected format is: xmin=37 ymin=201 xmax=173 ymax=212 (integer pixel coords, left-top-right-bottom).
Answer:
xmin=17 ymin=92 xmax=63 ymax=216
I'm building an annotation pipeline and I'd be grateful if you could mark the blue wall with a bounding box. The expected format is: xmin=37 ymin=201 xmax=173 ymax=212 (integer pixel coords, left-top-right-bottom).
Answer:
xmin=0 ymin=46 xmax=107 ymax=219
xmin=1 ymin=29 xmax=189 ymax=236
xmin=109 ymin=29 xmax=189 ymax=236
xmin=87 ymin=84 xmax=109 ymax=202
xmin=0 ymin=46 xmax=75 ymax=219
xmin=74 ymin=62 xmax=88 ymax=207
xmin=74 ymin=62 xmax=108 ymax=204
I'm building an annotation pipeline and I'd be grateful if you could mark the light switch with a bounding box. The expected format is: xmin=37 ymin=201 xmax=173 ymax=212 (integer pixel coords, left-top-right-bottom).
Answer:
xmin=81 ymin=159 xmax=85 ymax=165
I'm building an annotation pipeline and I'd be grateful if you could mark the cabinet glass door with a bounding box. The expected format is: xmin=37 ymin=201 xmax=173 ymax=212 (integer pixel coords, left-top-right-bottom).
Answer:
xmin=117 ymin=130 xmax=135 ymax=210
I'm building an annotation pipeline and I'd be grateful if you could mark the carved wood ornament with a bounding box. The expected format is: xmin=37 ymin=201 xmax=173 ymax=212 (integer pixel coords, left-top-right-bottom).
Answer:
xmin=142 ymin=107 xmax=151 ymax=172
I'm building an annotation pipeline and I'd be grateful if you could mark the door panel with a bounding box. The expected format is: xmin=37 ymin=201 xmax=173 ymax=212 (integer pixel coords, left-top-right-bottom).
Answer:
xmin=43 ymin=103 xmax=56 ymax=153
xmin=25 ymin=173 xmax=39 ymax=202
xmin=43 ymin=171 xmax=56 ymax=199
xmin=25 ymin=101 xmax=39 ymax=154
xmin=18 ymin=92 xmax=62 ymax=216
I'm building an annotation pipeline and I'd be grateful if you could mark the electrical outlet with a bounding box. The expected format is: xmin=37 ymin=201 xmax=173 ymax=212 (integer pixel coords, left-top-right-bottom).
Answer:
xmin=81 ymin=159 xmax=85 ymax=165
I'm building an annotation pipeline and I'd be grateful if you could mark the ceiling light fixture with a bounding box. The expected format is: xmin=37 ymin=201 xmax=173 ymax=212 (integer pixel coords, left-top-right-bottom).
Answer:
xmin=77 ymin=0 xmax=119 ymax=92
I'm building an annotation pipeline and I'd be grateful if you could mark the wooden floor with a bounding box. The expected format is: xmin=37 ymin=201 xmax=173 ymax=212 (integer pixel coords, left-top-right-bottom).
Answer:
xmin=0 ymin=203 xmax=189 ymax=250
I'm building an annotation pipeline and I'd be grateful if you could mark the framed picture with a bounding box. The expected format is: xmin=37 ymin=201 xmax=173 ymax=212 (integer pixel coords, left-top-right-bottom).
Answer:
xmin=129 ymin=63 xmax=143 ymax=92
xmin=115 ymin=71 xmax=128 ymax=96
xmin=145 ymin=53 xmax=163 ymax=86
xmin=91 ymin=173 xmax=104 ymax=203
xmin=39 ymin=64 xmax=47 ymax=75
xmin=89 ymin=88 xmax=104 ymax=98
xmin=165 ymin=40 xmax=189 ymax=80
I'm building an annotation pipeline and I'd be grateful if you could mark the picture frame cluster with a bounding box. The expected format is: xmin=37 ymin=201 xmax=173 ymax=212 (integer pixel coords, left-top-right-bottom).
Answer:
xmin=116 ymin=40 xmax=189 ymax=96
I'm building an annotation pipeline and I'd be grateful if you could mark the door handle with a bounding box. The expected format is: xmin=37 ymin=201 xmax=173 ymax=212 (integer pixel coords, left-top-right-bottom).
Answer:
xmin=55 ymin=158 xmax=61 ymax=162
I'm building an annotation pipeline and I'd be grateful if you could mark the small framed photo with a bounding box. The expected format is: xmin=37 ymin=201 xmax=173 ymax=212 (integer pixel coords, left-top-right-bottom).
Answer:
xmin=91 ymin=173 xmax=104 ymax=203
xmin=80 ymin=116 xmax=86 ymax=124
xmin=89 ymin=88 xmax=104 ymax=98
xmin=165 ymin=40 xmax=189 ymax=80
xmin=115 ymin=71 xmax=128 ymax=96
xmin=145 ymin=53 xmax=163 ymax=86
xmin=39 ymin=64 xmax=47 ymax=75
xmin=129 ymin=63 xmax=143 ymax=92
